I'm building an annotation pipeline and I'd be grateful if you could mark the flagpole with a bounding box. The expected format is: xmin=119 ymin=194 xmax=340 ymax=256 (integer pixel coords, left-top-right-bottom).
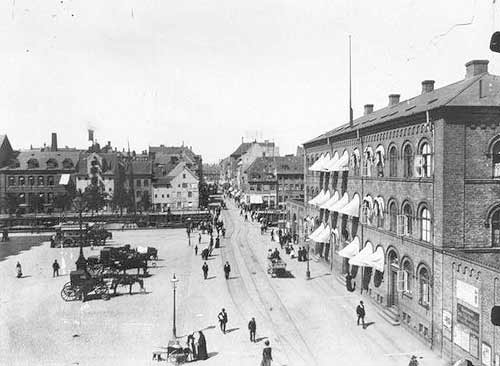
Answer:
xmin=349 ymin=35 xmax=353 ymax=127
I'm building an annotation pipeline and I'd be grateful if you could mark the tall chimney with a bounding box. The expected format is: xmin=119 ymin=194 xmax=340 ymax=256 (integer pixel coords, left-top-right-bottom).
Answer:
xmin=421 ymin=80 xmax=435 ymax=94
xmin=388 ymin=94 xmax=400 ymax=106
xmin=364 ymin=104 xmax=374 ymax=116
xmin=465 ymin=60 xmax=489 ymax=78
xmin=51 ymin=133 xmax=58 ymax=151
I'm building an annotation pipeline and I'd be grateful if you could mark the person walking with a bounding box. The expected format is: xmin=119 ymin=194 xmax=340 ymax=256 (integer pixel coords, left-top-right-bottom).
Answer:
xmin=223 ymin=261 xmax=231 ymax=280
xmin=202 ymin=262 xmax=209 ymax=280
xmin=248 ymin=317 xmax=256 ymax=342
xmin=218 ymin=308 xmax=228 ymax=334
xmin=16 ymin=261 xmax=22 ymax=278
xmin=408 ymin=355 xmax=419 ymax=366
xmin=222 ymin=228 xmax=226 ymax=238
xmin=194 ymin=245 xmax=199 ymax=256
xmin=52 ymin=259 xmax=60 ymax=277
xmin=356 ymin=300 xmax=366 ymax=327
xmin=198 ymin=233 xmax=202 ymax=245
xmin=261 ymin=340 xmax=272 ymax=366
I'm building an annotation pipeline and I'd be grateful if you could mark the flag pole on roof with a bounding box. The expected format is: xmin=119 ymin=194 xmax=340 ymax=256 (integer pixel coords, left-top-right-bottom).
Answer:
xmin=349 ymin=35 xmax=353 ymax=127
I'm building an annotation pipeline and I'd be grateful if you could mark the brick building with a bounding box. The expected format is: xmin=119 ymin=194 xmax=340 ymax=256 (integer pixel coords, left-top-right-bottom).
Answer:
xmin=302 ymin=60 xmax=500 ymax=365
xmin=275 ymin=155 xmax=304 ymax=208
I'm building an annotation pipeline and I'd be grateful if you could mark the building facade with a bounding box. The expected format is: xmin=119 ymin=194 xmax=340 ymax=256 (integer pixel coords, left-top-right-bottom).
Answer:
xmin=302 ymin=60 xmax=500 ymax=365
xmin=152 ymin=162 xmax=199 ymax=210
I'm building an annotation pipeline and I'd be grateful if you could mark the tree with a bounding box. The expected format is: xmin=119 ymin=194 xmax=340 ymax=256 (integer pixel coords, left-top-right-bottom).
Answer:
xmin=140 ymin=191 xmax=151 ymax=212
xmin=82 ymin=185 xmax=107 ymax=214
xmin=112 ymin=186 xmax=133 ymax=216
xmin=1 ymin=193 xmax=19 ymax=215
xmin=53 ymin=192 xmax=73 ymax=213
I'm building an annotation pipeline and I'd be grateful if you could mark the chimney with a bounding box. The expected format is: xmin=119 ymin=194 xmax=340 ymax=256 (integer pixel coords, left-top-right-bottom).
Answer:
xmin=51 ymin=133 xmax=57 ymax=151
xmin=465 ymin=60 xmax=488 ymax=78
xmin=421 ymin=80 xmax=435 ymax=94
xmin=363 ymin=104 xmax=374 ymax=115
xmin=388 ymin=94 xmax=400 ymax=106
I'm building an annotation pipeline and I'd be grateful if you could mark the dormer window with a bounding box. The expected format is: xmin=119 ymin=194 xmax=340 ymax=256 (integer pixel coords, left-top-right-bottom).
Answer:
xmin=27 ymin=158 xmax=39 ymax=169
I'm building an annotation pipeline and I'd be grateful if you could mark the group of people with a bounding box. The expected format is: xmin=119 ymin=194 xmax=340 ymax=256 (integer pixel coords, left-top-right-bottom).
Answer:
xmin=14 ymin=259 xmax=60 ymax=279
xmin=185 ymin=330 xmax=208 ymax=361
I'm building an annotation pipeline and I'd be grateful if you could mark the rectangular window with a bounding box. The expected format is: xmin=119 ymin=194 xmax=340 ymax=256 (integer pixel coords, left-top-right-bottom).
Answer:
xmin=18 ymin=176 xmax=25 ymax=186
xmin=47 ymin=176 xmax=54 ymax=186
xmin=162 ymin=194 xmax=164 ymax=198
xmin=182 ymin=183 xmax=188 ymax=188
xmin=188 ymin=191 xmax=192 ymax=198
xmin=144 ymin=180 xmax=149 ymax=187
xmin=136 ymin=179 xmax=141 ymax=187
xmin=8 ymin=176 xmax=15 ymax=186
xmin=177 ymin=192 xmax=181 ymax=197
xmin=136 ymin=190 xmax=141 ymax=197
xmin=37 ymin=176 xmax=44 ymax=186
xmin=183 ymin=173 xmax=186 ymax=179
xmin=154 ymin=194 xmax=157 ymax=198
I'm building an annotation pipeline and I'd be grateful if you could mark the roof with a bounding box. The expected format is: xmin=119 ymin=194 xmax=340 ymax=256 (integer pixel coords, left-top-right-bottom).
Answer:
xmin=274 ymin=156 xmax=303 ymax=175
xmin=129 ymin=160 xmax=152 ymax=176
xmin=305 ymin=72 xmax=500 ymax=146
xmin=77 ymin=152 xmax=120 ymax=176
xmin=246 ymin=157 xmax=277 ymax=181
xmin=149 ymin=145 xmax=198 ymax=161
xmin=230 ymin=142 xmax=252 ymax=158
xmin=153 ymin=161 xmax=198 ymax=186
xmin=1 ymin=150 xmax=81 ymax=171
xmin=447 ymin=250 xmax=500 ymax=272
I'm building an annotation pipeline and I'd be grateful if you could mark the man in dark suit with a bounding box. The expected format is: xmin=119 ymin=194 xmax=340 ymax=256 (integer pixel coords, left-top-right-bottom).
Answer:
xmin=218 ymin=308 xmax=228 ymax=333
xmin=224 ymin=261 xmax=231 ymax=280
xmin=248 ymin=317 xmax=256 ymax=342
xmin=202 ymin=262 xmax=209 ymax=280
xmin=356 ymin=300 xmax=366 ymax=327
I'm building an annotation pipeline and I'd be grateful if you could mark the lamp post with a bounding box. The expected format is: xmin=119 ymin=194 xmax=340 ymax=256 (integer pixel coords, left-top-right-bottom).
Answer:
xmin=304 ymin=220 xmax=311 ymax=280
xmin=73 ymin=192 xmax=87 ymax=271
xmin=170 ymin=273 xmax=179 ymax=340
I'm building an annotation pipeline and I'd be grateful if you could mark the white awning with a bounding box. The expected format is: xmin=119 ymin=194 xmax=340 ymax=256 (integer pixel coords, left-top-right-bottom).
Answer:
xmin=320 ymin=190 xmax=339 ymax=210
xmin=363 ymin=195 xmax=373 ymax=210
xmin=332 ymin=151 xmax=349 ymax=171
xmin=339 ymin=193 xmax=360 ymax=217
xmin=375 ymin=145 xmax=385 ymax=167
xmin=316 ymin=153 xmax=331 ymax=171
xmin=330 ymin=192 xmax=349 ymax=213
xmin=338 ymin=236 xmax=360 ymax=258
xmin=308 ymin=153 xmax=326 ymax=171
xmin=250 ymin=195 xmax=263 ymax=204
xmin=315 ymin=190 xmax=331 ymax=207
xmin=59 ymin=174 xmax=70 ymax=185
xmin=308 ymin=189 xmax=325 ymax=205
xmin=363 ymin=246 xmax=385 ymax=272
xmin=309 ymin=223 xmax=325 ymax=241
xmin=375 ymin=196 xmax=385 ymax=217
xmin=314 ymin=224 xmax=331 ymax=243
xmin=322 ymin=152 xmax=339 ymax=172
xmin=349 ymin=241 xmax=374 ymax=267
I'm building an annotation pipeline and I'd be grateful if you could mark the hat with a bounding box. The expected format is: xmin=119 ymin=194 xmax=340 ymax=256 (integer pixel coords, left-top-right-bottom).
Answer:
xmin=265 ymin=340 xmax=270 ymax=346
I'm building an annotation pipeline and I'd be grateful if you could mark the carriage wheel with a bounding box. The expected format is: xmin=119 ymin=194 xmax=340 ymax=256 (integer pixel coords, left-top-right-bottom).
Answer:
xmin=95 ymin=283 xmax=110 ymax=300
xmin=61 ymin=282 xmax=79 ymax=302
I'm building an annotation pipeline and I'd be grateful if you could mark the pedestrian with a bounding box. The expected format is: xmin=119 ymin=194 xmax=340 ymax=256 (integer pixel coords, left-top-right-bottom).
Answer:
xmin=52 ymin=259 xmax=60 ymax=277
xmin=197 ymin=330 xmax=208 ymax=360
xmin=202 ymin=262 xmax=209 ymax=280
xmin=215 ymin=236 xmax=220 ymax=248
xmin=187 ymin=333 xmax=197 ymax=361
xmin=244 ymin=213 xmax=248 ymax=221
xmin=224 ymin=261 xmax=231 ymax=279
xmin=356 ymin=300 xmax=366 ymax=327
xmin=248 ymin=317 xmax=256 ymax=342
xmin=218 ymin=308 xmax=228 ymax=334
xmin=222 ymin=228 xmax=226 ymax=238
xmin=408 ymin=355 xmax=419 ymax=366
xmin=16 ymin=261 xmax=22 ymax=278
xmin=195 ymin=245 xmax=198 ymax=256
xmin=270 ymin=229 xmax=274 ymax=241
xmin=198 ymin=233 xmax=202 ymax=244
xmin=261 ymin=340 xmax=272 ymax=366
xmin=209 ymin=235 xmax=214 ymax=247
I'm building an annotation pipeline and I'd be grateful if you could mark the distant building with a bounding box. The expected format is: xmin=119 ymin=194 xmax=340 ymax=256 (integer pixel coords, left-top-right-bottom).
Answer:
xmin=203 ymin=163 xmax=220 ymax=185
xmin=125 ymin=160 xmax=153 ymax=212
xmin=152 ymin=161 xmax=199 ymax=210
xmin=149 ymin=145 xmax=203 ymax=182
xmin=275 ymin=155 xmax=304 ymax=208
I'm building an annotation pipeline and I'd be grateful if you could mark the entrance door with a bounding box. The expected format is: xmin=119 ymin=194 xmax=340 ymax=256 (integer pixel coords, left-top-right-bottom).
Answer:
xmin=389 ymin=270 xmax=398 ymax=306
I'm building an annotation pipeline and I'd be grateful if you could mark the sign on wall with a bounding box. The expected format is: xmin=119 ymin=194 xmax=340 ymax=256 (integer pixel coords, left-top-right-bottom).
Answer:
xmin=454 ymin=323 xmax=470 ymax=351
xmin=457 ymin=280 xmax=479 ymax=308
xmin=482 ymin=343 xmax=492 ymax=366
xmin=457 ymin=303 xmax=480 ymax=333
xmin=443 ymin=310 xmax=452 ymax=339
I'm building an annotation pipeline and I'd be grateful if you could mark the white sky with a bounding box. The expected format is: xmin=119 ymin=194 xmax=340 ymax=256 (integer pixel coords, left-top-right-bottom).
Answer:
xmin=0 ymin=0 xmax=498 ymax=163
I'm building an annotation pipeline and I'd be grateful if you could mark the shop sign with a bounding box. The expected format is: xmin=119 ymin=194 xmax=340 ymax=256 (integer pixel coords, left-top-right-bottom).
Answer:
xmin=457 ymin=303 xmax=480 ymax=333
xmin=457 ymin=280 xmax=479 ymax=308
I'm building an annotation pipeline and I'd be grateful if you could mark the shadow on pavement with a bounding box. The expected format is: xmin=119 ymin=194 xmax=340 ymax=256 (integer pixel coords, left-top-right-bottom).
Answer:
xmin=225 ymin=327 xmax=239 ymax=333
xmin=309 ymin=273 xmax=331 ymax=280
xmin=207 ymin=352 xmax=219 ymax=358
xmin=206 ymin=276 xmax=216 ymax=280
xmin=228 ymin=276 xmax=239 ymax=280
xmin=362 ymin=322 xmax=375 ymax=329
xmin=276 ymin=271 xmax=295 ymax=279
xmin=255 ymin=337 xmax=268 ymax=343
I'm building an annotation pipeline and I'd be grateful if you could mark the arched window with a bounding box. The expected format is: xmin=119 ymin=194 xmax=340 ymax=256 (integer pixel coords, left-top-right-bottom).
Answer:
xmin=389 ymin=146 xmax=398 ymax=177
xmin=403 ymin=144 xmax=413 ymax=178
xmin=375 ymin=145 xmax=385 ymax=177
xmin=492 ymin=209 xmax=500 ymax=246
xmin=8 ymin=176 xmax=15 ymax=186
xmin=418 ymin=265 xmax=431 ymax=307
xmin=493 ymin=141 xmax=500 ymax=178
xmin=402 ymin=259 xmax=413 ymax=294
xmin=62 ymin=158 xmax=74 ymax=170
xmin=18 ymin=176 xmax=25 ymax=186
xmin=420 ymin=142 xmax=432 ymax=177
xmin=363 ymin=147 xmax=373 ymax=177
xmin=37 ymin=176 xmax=44 ymax=186
xmin=402 ymin=202 xmax=413 ymax=236
xmin=46 ymin=158 xmax=58 ymax=169
xmin=27 ymin=158 xmax=39 ymax=169
xmin=28 ymin=176 xmax=35 ymax=186
xmin=389 ymin=201 xmax=398 ymax=232
xmin=373 ymin=196 xmax=384 ymax=228
xmin=420 ymin=206 xmax=432 ymax=242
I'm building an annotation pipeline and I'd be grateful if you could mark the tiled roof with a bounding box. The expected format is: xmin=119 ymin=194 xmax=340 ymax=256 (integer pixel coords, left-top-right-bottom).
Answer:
xmin=77 ymin=152 xmax=119 ymax=176
xmin=275 ymin=156 xmax=303 ymax=174
xmin=246 ymin=157 xmax=277 ymax=181
xmin=448 ymin=250 xmax=500 ymax=272
xmin=230 ymin=142 xmax=252 ymax=158
xmin=153 ymin=161 xmax=198 ymax=186
xmin=304 ymin=72 xmax=500 ymax=145
xmin=1 ymin=150 xmax=81 ymax=171
xmin=149 ymin=146 xmax=198 ymax=160
xmin=130 ymin=160 xmax=152 ymax=175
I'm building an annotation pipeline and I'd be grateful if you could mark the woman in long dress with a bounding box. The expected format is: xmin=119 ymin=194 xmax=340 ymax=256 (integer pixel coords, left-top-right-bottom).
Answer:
xmin=197 ymin=331 xmax=208 ymax=360
xmin=261 ymin=340 xmax=272 ymax=366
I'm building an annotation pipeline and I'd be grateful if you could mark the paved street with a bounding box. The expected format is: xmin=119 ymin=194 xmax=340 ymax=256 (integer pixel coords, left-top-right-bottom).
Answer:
xmin=0 ymin=202 xmax=448 ymax=366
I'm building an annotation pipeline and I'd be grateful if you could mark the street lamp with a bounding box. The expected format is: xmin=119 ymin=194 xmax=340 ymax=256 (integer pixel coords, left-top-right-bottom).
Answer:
xmin=73 ymin=192 xmax=87 ymax=271
xmin=170 ymin=273 xmax=179 ymax=340
xmin=304 ymin=219 xmax=311 ymax=280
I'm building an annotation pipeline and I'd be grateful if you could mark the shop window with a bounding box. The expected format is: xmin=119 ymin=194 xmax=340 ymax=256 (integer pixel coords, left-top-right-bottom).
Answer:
xmin=420 ymin=206 xmax=432 ymax=242
xmin=418 ymin=266 xmax=430 ymax=308
xmin=389 ymin=146 xmax=398 ymax=177
xmin=491 ymin=209 xmax=500 ymax=247
xmin=403 ymin=144 xmax=413 ymax=178
xmin=389 ymin=201 xmax=398 ymax=232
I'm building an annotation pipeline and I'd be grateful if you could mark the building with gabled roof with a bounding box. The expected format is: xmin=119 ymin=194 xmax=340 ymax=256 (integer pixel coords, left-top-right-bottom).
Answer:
xmin=300 ymin=59 xmax=500 ymax=362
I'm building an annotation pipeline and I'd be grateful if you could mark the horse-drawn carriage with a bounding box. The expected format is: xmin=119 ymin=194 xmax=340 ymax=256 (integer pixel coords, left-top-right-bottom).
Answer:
xmin=60 ymin=269 xmax=145 ymax=302
xmin=267 ymin=251 xmax=287 ymax=277
xmin=50 ymin=223 xmax=112 ymax=248
xmin=87 ymin=245 xmax=158 ymax=276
